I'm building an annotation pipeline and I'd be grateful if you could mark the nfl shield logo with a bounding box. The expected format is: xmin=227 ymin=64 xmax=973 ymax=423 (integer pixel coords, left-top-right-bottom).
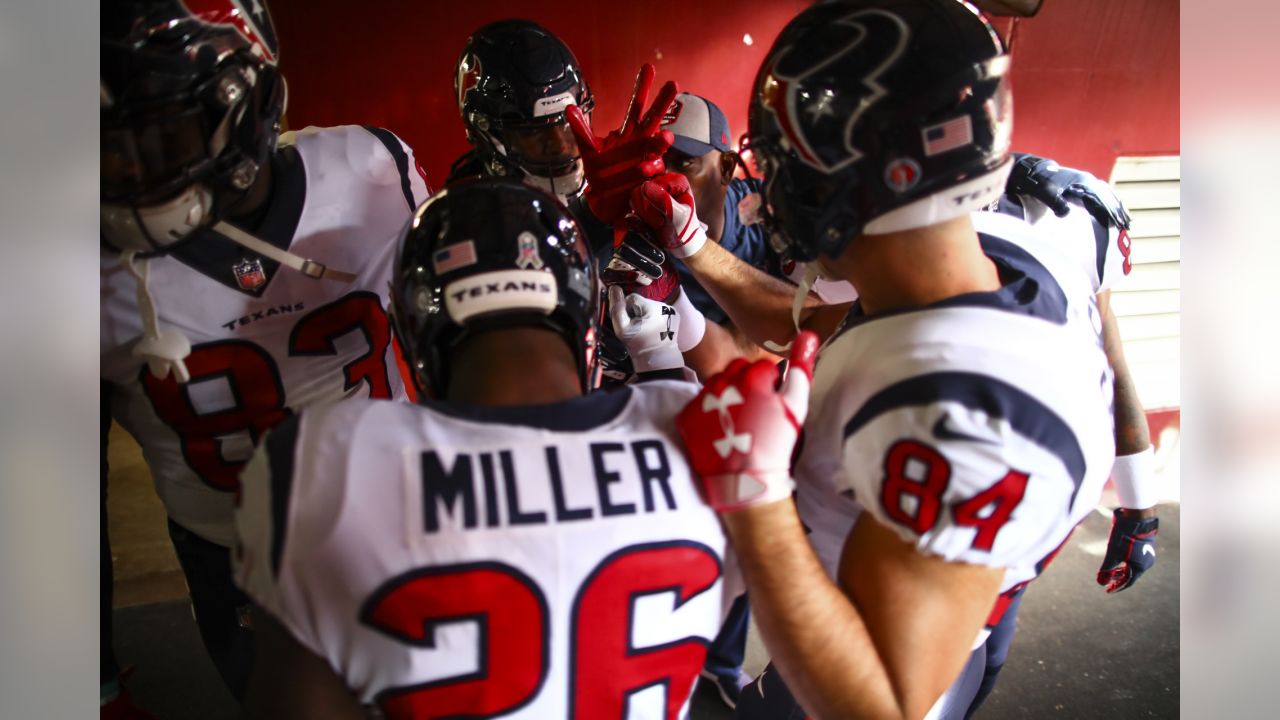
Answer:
xmin=233 ymin=258 xmax=267 ymax=290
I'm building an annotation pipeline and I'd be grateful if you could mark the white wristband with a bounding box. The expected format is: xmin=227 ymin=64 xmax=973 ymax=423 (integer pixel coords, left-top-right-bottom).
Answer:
xmin=671 ymin=287 xmax=707 ymax=353
xmin=1112 ymin=446 xmax=1159 ymax=510
xmin=671 ymin=218 xmax=708 ymax=259
xmin=703 ymin=472 xmax=795 ymax=513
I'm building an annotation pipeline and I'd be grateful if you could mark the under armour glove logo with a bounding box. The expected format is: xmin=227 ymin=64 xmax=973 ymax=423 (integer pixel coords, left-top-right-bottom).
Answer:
xmin=607 ymin=286 xmax=683 ymax=374
xmin=660 ymin=304 xmax=676 ymax=340
xmin=1097 ymin=511 xmax=1159 ymax=593
xmin=677 ymin=334 xmax=819 ymax=512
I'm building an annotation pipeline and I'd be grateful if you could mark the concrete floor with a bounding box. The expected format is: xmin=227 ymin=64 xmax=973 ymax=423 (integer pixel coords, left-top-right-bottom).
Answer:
xmin=108 ymin=423 xmax=1179 ymax=719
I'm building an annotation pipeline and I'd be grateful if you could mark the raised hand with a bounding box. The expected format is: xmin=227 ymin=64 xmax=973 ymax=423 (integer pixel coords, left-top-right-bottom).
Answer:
xmin=1008 ymin=153 xmax=1132 ymax=229
xmin=565 ymin=64 xmax=679 ymax=225
xmin=676 ymin=332 xmax=820 ymax=512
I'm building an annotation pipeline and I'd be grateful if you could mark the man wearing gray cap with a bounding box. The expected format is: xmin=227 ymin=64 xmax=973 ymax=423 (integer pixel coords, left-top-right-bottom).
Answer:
xmin=659 ymin=93 xmax=788 ymax=356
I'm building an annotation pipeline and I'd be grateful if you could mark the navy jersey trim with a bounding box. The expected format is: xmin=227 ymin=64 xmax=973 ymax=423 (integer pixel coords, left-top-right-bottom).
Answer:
xmin=1090 ymin=214 xmax=1108 ymax=286
xmin=993 ymin=194 xmax=1027 ymax=221
xmin=264 ymin=415 xmax=302 ymax=580
xmin=363 ymin=126 xmax=417 ymax=213
xmin=634 ymin=368 xmax=687 ymax=383
xmin=169 ymin=144 xmax=307 ymax=296
xmin=842 ymin=371 xmax=1087 ymax=501
xmin=829 ymin=232 xmax=1070 ymax=344
xmin=446 ymin=149 xmax=485 ymax=185
xmin=422 ymin=386 xmax=633 ymax=432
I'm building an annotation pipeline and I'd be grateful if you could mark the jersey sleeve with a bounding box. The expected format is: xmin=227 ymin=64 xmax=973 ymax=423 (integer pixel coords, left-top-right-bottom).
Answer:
xmin=1014 ymin=193 xmax=1133 ymax=294
xmin=232 ymin=414 xmax=324 ymax=652
xmin=362 ymin=126 xmax=432 ymax=210
xmin=839 ymin=375 xmax=1083 ymax=569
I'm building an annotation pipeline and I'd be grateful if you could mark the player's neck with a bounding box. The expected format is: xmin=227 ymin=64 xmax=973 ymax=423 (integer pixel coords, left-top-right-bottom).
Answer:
xmin=835 ymin=215 xmax=1001 ymax=316
xmin=223 ymin=156 xmax=276 ymax=231
xmin=446 ymin=327 xmax=583 ymax=407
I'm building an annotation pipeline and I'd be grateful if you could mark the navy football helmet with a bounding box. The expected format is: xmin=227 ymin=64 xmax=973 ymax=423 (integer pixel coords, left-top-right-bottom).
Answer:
xmin=392 ymin=178 xmax=602 ymax=398
xmin=101 ymin=0 xmax=286 ymax=253
xmin=456 ymin=20 xmax=594 ymax=198
xmin=747 ymin=0 xmax=1014 ymax=262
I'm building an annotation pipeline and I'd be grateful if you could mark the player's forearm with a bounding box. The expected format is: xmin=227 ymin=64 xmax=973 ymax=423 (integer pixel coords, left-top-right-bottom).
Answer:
xmin=721 ymin=502 xmax=906 ymax=720
xmin=1098 ymin=292 xmax=1151 ymax=455
xmin=682 ymin=319 xmax=744 ymax=379
xmin=1098 ymin=292 xmax=1159 ymax=516
xmin=684 ymin=241 xmax=818 ymax=349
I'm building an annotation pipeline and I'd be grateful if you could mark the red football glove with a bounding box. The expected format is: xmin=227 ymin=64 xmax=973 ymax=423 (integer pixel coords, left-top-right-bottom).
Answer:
xmin=677 ymin=332 xmax=820 ymax=512
xmin=630 ymin=172 xmax=708 ymax=258
xmin=566 ymin=64 xmax=678 ymax=225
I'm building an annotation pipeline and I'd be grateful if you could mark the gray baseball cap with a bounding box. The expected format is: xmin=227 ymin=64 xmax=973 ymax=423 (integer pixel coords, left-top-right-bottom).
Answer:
xmin=661 ymin=92 xmax=732 ymax=157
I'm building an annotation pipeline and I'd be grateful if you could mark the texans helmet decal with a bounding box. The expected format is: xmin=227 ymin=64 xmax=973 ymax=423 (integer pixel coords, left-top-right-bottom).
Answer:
xmin=759 ymin=9 xmax=909 ymax=173
xmin=457 ymin=52 xmax=483 ymax=109
xmin=179 ymin=0 xmax=279 ymax=64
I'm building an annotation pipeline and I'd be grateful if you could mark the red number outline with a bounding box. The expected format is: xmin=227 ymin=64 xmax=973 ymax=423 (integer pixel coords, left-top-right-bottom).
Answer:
xmin=569 ymin=541 xmax=721 ymax=719
xmin=140 ymin=339 xmax=289 ymax=491
xmin=879 ymin=440 xmax=1030 ymax=552
xmin=361 ymin=541 xmax=723 ymax=719
xmin=288 ymin=291 xmax=394 ymax=400
xmin=361 ymin=561 xmax=550 ymax=720
xmin=142 ymin=292 xmax=396 ymax=491
xmin=880 ymin=440 xmax=951 ymax=534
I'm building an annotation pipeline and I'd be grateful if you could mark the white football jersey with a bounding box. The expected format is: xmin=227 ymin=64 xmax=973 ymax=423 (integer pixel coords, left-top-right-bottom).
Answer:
xmin=795 ymin=203 xmax=1119 ymax=637
xmin=102 ymin=125 xmax=430 ymax=546
xmin=234 ymin=382 xmax=736 ymax=720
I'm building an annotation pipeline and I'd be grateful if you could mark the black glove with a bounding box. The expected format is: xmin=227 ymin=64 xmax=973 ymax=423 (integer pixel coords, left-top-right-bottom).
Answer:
xmin=1096 ymin=510 xmax=1159 ymax=593
xmin=601 ymin=228 xmax=681 ymax=304
xmin=1008 ymin=152 xmax=1132 ymax=230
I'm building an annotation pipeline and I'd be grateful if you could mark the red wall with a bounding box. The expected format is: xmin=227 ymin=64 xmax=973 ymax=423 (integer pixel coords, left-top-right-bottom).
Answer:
xmin=269 ymin=0 xmax=1178 ymax=186
xmin=1002 ymin=0 xmax=1179 ymax=178
xmin=269 ymin=0 xmax=808 ymax=185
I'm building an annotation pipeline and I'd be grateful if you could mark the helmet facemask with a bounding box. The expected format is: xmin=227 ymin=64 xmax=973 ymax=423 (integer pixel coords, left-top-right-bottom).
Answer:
xmin=456 ymin=20 xmax=595 ymax=199
xmin=100 ymin=3 xmax=286 ymax=255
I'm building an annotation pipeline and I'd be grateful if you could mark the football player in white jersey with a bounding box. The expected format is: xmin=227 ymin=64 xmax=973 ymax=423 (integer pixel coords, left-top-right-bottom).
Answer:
xmin=234 ymin=178 xmax=739 ymax=720
xmin=625 ymin=1 xmax=1156 ymax=717
xmin=100 ymin=0 xmax=428 ymax=710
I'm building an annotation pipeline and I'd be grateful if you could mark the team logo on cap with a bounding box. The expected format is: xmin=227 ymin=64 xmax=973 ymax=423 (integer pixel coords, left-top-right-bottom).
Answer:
xmin=662 ymin=99 xmax=684 ymax=125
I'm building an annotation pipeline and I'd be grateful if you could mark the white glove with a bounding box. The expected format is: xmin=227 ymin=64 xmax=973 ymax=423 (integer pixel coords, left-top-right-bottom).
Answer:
xmin=608 ymin=285 xmax=684 ymax=373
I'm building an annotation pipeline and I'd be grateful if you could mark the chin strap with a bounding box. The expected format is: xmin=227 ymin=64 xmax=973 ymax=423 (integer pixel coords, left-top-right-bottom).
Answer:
xmin=213 ymin=221 xmax=356 ymax=283
xmin=121 ymin=251 xmax=192 ymax=383
xmin=763 ymin=263 xmax=819 ymax=354
xmin=120 ymin=220 xmax=357 ymax=384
